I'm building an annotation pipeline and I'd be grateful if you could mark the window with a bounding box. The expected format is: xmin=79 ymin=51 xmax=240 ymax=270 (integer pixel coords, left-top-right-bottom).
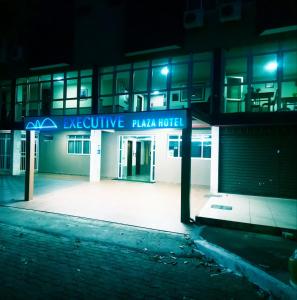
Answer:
xmin=168 ymin=134 xmax=211 ymax=158
xmin=192 ymin=134 xmax=211 ymax=158
xmin=67 ymin=135 xmax=90 ymax=155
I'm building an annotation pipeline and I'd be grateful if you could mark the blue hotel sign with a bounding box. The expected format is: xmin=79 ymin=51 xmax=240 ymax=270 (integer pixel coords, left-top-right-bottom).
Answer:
xmin=25 ymin=110 xmax=187 ymax=131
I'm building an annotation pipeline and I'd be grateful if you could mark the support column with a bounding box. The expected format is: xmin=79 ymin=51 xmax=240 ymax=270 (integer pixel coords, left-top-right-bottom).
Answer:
xmin=25 ymin=130 xmax=35 ymax=201
xmin=210 ymin=126 xmax=219 ymax=194
xmin=12 ymin=130 xmax=22 ymax=175
xmin=212 ymin=48 xmax=224 ymax=116
xmin=89 ymin=130 xmax=101 ymax=182
xmin=181 ymin=109 xmax=192 ymax=223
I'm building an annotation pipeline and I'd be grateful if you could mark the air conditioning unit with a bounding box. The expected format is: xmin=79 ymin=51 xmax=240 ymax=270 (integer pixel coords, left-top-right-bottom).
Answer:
xmin=219 ymin=1 xmax=241 ymax=22
xmin=183 ymin=9 xmax=204 ymax=29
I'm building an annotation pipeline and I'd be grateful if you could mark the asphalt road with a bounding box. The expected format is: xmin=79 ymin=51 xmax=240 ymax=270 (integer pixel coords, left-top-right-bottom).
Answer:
xmin=0 ymin=207 xmax=266 ymax=300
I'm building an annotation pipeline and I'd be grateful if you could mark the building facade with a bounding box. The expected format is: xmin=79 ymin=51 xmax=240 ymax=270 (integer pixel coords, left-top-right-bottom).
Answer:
xmin=0 ymin=0 xmax=296 ymax=224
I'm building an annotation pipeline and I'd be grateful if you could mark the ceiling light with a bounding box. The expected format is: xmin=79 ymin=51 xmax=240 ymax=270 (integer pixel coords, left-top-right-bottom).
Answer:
xmin=264 ymin=61 xmax=278 ymax=72
xmin=161 ymin=66 xmax=169 ymax=76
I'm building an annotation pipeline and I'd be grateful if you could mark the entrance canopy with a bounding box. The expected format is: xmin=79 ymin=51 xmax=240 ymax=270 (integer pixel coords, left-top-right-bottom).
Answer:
xmin=25 ymin=110 xmax=187 ymax=131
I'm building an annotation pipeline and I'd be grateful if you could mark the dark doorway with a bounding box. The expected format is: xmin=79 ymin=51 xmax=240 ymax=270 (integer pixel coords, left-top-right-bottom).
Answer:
xmin=41 ymin=88 xmax=51 ymax=115
xmin=127 ymin=140 xmax=133 ymax=176
xmin=136 ymin=141 xmax=141 ymax=175
xmin=136 ymin=95 xmax=143 ymax=112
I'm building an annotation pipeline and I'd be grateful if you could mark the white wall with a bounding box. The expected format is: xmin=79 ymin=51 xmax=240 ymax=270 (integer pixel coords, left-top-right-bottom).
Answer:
xmin=101 ymin=131 xmax=118 ymax=178
xmin=100 ymin=129 xmax=211 ymax=186
xmin=39 ymin=131 xmax=90 ymax=176
xmin=38 ymin=128 xmax=212 ymax=186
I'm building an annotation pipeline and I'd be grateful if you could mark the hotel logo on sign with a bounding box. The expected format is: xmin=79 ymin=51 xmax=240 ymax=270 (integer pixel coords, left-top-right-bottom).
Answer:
xmin=25 ymin=110 xmax=187 ymax=131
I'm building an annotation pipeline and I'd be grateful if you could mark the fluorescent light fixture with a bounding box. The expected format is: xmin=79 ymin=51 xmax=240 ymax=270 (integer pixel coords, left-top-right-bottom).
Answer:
xmin=125 ymin=45 xmax=181 ymax=57
xmin=161 ymin=66 xmax=169 ymax=75
xmin=260 ymin=25 xmax=297 ymax=36
xmin=56 ymin=77 xmax=64 ymax=81
xmin=29 ymin=63 xmax=69 ymax=71
xmin=264 ymin=61 xmax=278 ymax=72
xmin=152 ymin=90 xmax=160 ymax=95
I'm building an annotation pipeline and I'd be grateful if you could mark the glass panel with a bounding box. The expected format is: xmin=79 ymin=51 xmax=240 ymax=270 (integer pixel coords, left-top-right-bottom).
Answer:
xmin=283 ymin=51 xmax=297 ymax=80
xmin=281 ymin=81 xmax=297 ymax=111
xmin=152 ymin=58 xmax=168 ymax=66
xmin=40 ymin=82 xmax=51 ymax=115
xmin=203 ymin=141 xmax=211 ymax=158
xmin=80 ymin=77 xmax=92 ymax=97
xmin=133 ymin=61 xmax=149 ymax=69
xmin=80 ymin=69 xmax=93 ymax=76
xmin=28 ymin=83 xmax=39 ymax=101
xmin=16 ymin=85 xmax=26 ymax=102
xmin=28 ymin=76 xmax=38 ymax=83
xmin=53 ymin=73 xmax=64 ymax=80
xmin=225 ymin=57 xmax=247 ymax=83
xmin=253 ymin=54 xmax=277 ymax=82
xmin=83 ymin=141 xmax=90 ymax=154
xmin=116 ymin=64 xmax=131 ymax=71
xmin=53 ymin=81 xmax=64 ymax=99
xmin=193 ymin=61 xmax=211 ymax=84
xmin=132 ymin=93 xmax=148 ymax=112
xmin=100 ymin=74 xmax=113 ymax=95
xmin=170 ymin=90 xmax=188 ymax=109
xmin=67 ymin=79 xmax=77 ymax=98
xmin=26 ymin=102 xmax=39 ymax=116
xmin=65 ymin=99 xmax=77 ymax=108
xmin=150 ymin=91 xmax=167 ymax=110
xmin=16 ymin=78 xmax=26 ymax=84
xmin=171 ymin=64 xmax=188 ymax=88
xmin=116 ymin=72 xmax=129 ymax=94
xmin=115 ymin=94 xmax=129 ymax=112
xmin=52 ymin=100 xmax=63 ymax=109
xmin=68 ymin=141 xmax=75 ymax=153
xmin=79 ymin=98 xmax=91 ymax=108
xmin=168 ymin=140 xmax=179 ymax=157
xmin=151 ymin=66 xmax=168 ymax=91
xmin=191 ymin=141 xmax=202 ymax=157
xmin=100 ymin=66 xmax=114 ymax=73
xmin=39 ymin=74 xmax=51 ymax=81
xmin=99 ymin=96 xmax=113 ymax=113
xmin=79 ymin=107 xmax=91 ymax=115
xmin=67 ymin=71 xmax=78 ymax=78
xmin=75 ymin=141 xmax=82 ymax=154
xmin=133 ymin=69 xmax=148 ymax=92
xmin=224 ymin=84 xmax=247 ymax=113
xmin=172 ymin=55 xmax=189 ymax=63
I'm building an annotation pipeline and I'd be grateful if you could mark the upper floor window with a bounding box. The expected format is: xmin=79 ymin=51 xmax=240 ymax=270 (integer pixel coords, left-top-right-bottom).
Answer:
xmin=15 ymin=70 xmax=93 ymax=121
xmin=99 ymin=52 xmax=213 ymax=114
xmin=223 ymin=39 xmax=297 ymax=114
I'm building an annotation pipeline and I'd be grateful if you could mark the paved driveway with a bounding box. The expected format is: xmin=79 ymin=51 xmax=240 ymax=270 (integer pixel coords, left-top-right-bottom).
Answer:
xmin=0 ymin=174 xmax=209 ymax=233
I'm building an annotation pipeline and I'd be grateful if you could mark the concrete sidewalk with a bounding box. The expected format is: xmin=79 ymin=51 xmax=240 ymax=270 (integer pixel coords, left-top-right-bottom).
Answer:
xmin=195 ymin=225 xmax=297 ymax=299
xmin=199 ymin=226 xmax=297 ymax=284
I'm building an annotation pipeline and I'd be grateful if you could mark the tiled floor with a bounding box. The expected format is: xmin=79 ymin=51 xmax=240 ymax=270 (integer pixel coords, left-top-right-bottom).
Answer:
xmin=1 ymin=174 xmax=296 ymax=231
xmin=198 ymin=194 xmax=297 ymax=230
xmin=0 ymin=173 xmax=208 ymax=233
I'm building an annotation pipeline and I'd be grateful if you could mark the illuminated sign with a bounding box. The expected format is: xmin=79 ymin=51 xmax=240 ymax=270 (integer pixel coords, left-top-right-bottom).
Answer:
xmin=25 ymin=110 xmax=187 ymax=131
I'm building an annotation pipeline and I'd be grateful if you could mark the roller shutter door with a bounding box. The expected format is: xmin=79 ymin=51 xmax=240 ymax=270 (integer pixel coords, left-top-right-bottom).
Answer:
xmin=219 ymin=126 xmax=297 ymax=199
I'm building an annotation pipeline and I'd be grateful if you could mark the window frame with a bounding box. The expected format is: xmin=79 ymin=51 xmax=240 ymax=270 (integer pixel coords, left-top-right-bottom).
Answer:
xmin=167 ymin=133 xmax=212 ymax=159
xmin=67 ymin=135 xmax=91 ymax=155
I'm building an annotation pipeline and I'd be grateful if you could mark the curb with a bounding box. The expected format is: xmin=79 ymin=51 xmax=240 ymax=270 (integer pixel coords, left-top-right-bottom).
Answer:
xmin=194 ymin=238 xmax=297 ymax=300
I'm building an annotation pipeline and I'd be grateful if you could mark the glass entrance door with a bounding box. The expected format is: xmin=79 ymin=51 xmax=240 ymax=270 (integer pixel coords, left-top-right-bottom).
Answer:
xmin=0 ymin=133 xmax=11 ymax=173
xmin=118 ymin=135 xmax=156 ymax=183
